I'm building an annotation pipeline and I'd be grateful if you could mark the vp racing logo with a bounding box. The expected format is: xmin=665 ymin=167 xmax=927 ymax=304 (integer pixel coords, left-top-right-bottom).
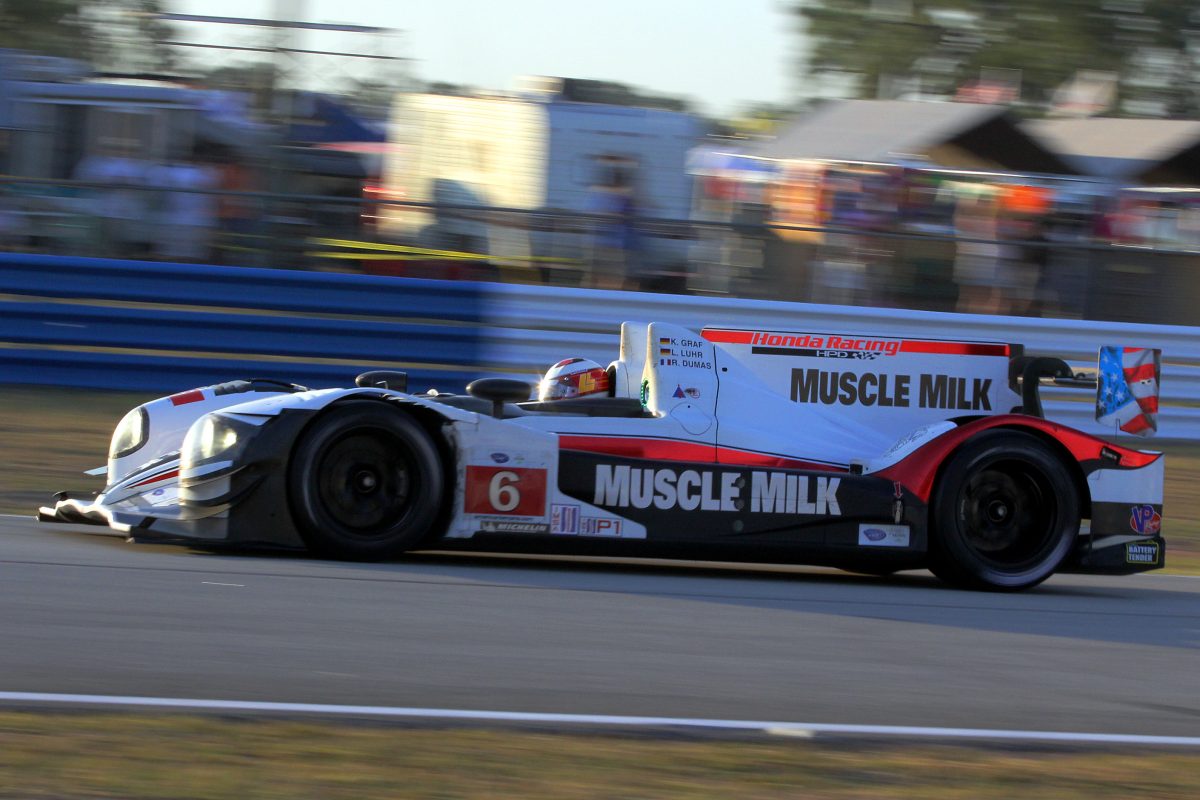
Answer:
xmin=1129 ymin=504 xmax=1162 ymax=535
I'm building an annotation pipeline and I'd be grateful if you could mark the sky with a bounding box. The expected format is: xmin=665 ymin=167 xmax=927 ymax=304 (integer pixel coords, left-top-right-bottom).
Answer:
xmin=169 ymin=0 xmax=801 ymax=115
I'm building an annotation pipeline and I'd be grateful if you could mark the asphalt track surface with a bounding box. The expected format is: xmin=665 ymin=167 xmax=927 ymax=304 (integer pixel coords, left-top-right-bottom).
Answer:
xmin=3 ymin=515 xmax=1200 ymax=739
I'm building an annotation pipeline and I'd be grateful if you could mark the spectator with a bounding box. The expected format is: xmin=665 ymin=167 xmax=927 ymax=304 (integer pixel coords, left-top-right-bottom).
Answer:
xmin=1004 ymin=214 xmax=1048 ymax=316
xmin=73 ymin=144 xmax=150 ymax=258
xmin=150 ymin=150 xmax=219 ymax=262
xmin=952 ymin=191 xmax=1004 ymax=314
xmin=214 ymin=153 xmax=259 ymax=264
xmin=586 ymin=174 xmax=639 ymax=290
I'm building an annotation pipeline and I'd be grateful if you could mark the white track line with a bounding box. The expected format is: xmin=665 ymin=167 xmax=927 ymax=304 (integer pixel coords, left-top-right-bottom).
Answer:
xmin=1 ymin=692 xmax=1199 ymax=746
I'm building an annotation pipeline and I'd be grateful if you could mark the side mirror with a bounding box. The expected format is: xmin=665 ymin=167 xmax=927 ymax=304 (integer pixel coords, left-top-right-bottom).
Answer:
xmin=467 ymin=378 xmax=534 ymax=418
xmin=356 ymin=370 xmax=408 ymax=392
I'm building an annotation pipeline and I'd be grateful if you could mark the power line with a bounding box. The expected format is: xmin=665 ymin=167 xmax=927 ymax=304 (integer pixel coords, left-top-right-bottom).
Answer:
xmin=159 ymin=13 xmax=393 ymax=35
xmin=159 ymin=41 xmax=404 ymax=60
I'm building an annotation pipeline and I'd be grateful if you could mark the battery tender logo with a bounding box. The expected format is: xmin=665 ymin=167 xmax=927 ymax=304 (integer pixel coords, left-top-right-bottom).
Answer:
xmin=1126 ymin=541 xmax=1160 ymax=565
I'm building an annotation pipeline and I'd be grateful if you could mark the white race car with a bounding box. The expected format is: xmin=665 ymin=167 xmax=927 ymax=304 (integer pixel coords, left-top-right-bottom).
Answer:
xmin=39 ymin=321 xmax=1166 ymax=590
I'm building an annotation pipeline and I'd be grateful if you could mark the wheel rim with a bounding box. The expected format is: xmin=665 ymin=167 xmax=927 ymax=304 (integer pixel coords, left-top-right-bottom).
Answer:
xmin=957 ymin=459 xmax=1058 ymax=571
xmin=313 ymin=429 xmax=415 ymax=538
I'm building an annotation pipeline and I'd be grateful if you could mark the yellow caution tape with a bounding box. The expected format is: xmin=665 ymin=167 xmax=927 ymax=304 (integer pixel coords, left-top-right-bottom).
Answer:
xmin=305 ymin=251 xmax=487 ymax=262
xmin=309 ymin=237 xmax=484 ymax=259
xmin=309 ymin=236 xmax=580 ymax=263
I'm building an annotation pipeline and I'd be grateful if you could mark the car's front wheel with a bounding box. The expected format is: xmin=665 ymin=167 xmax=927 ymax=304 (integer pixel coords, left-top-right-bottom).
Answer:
xmin=929 ymin=430 xmax=1079 ymax=591
xmin=288 ymin=401 xmax=444 ymax=560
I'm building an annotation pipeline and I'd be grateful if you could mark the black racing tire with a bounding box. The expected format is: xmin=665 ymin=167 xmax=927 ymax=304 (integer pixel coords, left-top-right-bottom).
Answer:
xmin=929 ymin=430 xmax=1079 ymax=591
xmin=287 ymin=401 xmax=445 ymax=561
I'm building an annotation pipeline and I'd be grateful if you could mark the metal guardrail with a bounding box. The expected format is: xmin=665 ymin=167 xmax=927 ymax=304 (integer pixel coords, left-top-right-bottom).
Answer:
xmin=0 ymin=253 xmax=486 ymax=392
xmin=1 ymin=252 xmax=1196 ymax=439
xmin=477 ymin=282 xmax=1200 ymax=441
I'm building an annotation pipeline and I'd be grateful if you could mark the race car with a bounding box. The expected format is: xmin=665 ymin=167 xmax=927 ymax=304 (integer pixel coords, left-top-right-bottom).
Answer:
xmin=38 ymin=321 xmax=1166 ymax=591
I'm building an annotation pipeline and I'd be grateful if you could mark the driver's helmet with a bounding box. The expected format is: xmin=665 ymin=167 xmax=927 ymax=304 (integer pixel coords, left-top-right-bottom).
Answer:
xmin=538 ymin=357 xmax=610 ymax=401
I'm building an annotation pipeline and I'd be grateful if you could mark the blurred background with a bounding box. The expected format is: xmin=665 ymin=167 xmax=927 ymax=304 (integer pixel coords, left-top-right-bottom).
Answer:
xmin=2 ymin=0 xmax=1200 ymax=324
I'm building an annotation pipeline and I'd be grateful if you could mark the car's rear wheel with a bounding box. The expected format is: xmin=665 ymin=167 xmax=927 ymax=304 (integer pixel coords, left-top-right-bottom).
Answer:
xmin=288 ymin=401 xmax=444 ymax=560
xmin=929 ymin=430 xmax=1079 ymax=591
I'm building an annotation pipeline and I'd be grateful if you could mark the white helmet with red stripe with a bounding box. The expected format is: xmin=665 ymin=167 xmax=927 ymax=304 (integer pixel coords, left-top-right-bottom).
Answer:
xmin=538 ymin=357 xmax=610 ymax=401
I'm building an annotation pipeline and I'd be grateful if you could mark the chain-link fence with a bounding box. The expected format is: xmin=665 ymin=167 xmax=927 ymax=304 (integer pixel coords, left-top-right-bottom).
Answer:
xmin=1 ymin=176 xmax=1195 ymax=326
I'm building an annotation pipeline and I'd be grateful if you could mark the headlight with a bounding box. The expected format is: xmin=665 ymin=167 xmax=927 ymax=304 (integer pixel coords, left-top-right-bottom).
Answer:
xmin=110 ymin=407 xmax=148 ymax=460
xmin=182 ymin=413 xmax=258 ymax=466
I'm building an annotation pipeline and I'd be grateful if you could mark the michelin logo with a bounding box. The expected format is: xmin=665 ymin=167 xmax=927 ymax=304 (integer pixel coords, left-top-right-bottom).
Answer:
xmin=593 ymin=465 xmax=840 ymax=515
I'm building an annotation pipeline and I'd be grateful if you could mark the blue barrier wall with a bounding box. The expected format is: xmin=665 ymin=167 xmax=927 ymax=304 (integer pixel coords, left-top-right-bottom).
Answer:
xmin=0 ymin=253 xmax=487 ymax=393
xmin=6 ymin=252 xmax=1199 ymax=439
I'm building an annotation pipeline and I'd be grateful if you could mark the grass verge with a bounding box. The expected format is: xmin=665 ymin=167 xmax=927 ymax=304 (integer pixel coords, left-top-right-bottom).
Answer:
xmin=2 ymin=712 xmax=1200 ymax=800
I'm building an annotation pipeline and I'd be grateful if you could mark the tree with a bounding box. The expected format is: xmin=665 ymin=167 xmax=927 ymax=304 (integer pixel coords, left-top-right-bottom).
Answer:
xmin=0 ymin=0 xmax=176 ymax=75
xmin=794 ymin=0 xmax=1200 ymax=116
xmin=85 ymin=0 xmax=178 ymax=75
xmin=0 ymin=0 xmax=90 ymax=60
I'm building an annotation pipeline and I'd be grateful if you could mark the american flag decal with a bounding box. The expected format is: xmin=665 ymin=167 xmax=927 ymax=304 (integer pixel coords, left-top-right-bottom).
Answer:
xmin=1096 ymin=346 xmax=1160 ymax=436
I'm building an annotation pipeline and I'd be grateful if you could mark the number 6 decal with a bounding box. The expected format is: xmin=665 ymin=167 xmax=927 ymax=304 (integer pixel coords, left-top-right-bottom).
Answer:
xmin=465 ymin=466 xmax=548 ymax=516
xmin=489 ymin=471 xmax=520 ymax=512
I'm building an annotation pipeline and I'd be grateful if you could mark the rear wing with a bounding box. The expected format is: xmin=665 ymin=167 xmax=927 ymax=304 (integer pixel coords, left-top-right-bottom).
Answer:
xmin=1013 ymin=346 xmax=1161 ymax=436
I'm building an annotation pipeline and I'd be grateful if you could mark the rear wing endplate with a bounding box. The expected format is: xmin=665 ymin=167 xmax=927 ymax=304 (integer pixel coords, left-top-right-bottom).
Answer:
xmin=1012 ymin=347 xmax=1161 ymax=436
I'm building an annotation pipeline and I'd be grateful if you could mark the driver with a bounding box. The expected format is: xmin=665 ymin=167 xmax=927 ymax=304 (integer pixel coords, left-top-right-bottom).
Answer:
xmin=538 ymin=357 xmax=610 ymax=401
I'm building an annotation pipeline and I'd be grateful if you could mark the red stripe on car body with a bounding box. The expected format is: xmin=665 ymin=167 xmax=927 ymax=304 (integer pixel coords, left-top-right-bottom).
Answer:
xmin=130 ymin=468 xmax=180 ymax=488
xmin=170 ymin=390 xmax=205 ymax=406
xmin=896 ymin=341 xmax=1009 ymax=357
xmin=876 ymin=415 xmax=1160 ymax=503
xmin=558 ymin=435 xmax=845 ymax=471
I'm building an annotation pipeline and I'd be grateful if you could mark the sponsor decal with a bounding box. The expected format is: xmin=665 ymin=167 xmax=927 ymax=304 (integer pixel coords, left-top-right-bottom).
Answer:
xmin=685 ymin=387 xmax=701 ymax=399
xmin=789 ymin=369 xmax=992 ymax=411
xmin=581 ymin=517 xmax=622 ymax=536
xmin=703 ymin=329 xmax=1009 ymax=357
xmin=749 ymin=332 xmax=901 ymax=356
xmin=1129 ymin=504 xmax=1162 ymax=535
xmin=146 ymin=487 xmax=179 ymax=507
xmin=1126 ymin=541 xmax=1160 ymax=565
xmin=857 ymin=524 xmax=911 ymax=547
xmin=480 ymin=520 xmax=550 ymax=534
xmin=550 ymin=503 xmax=580 ymax=535
xmin=465 ymin=466 xmax=547 ymax=516
xmin=592 ymin=464 xmax=840 ymax=515
xmin=672 ymin=384 xmax=686 ymax=399
xmin=490 ymin=452 xmax=510 ymax=464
